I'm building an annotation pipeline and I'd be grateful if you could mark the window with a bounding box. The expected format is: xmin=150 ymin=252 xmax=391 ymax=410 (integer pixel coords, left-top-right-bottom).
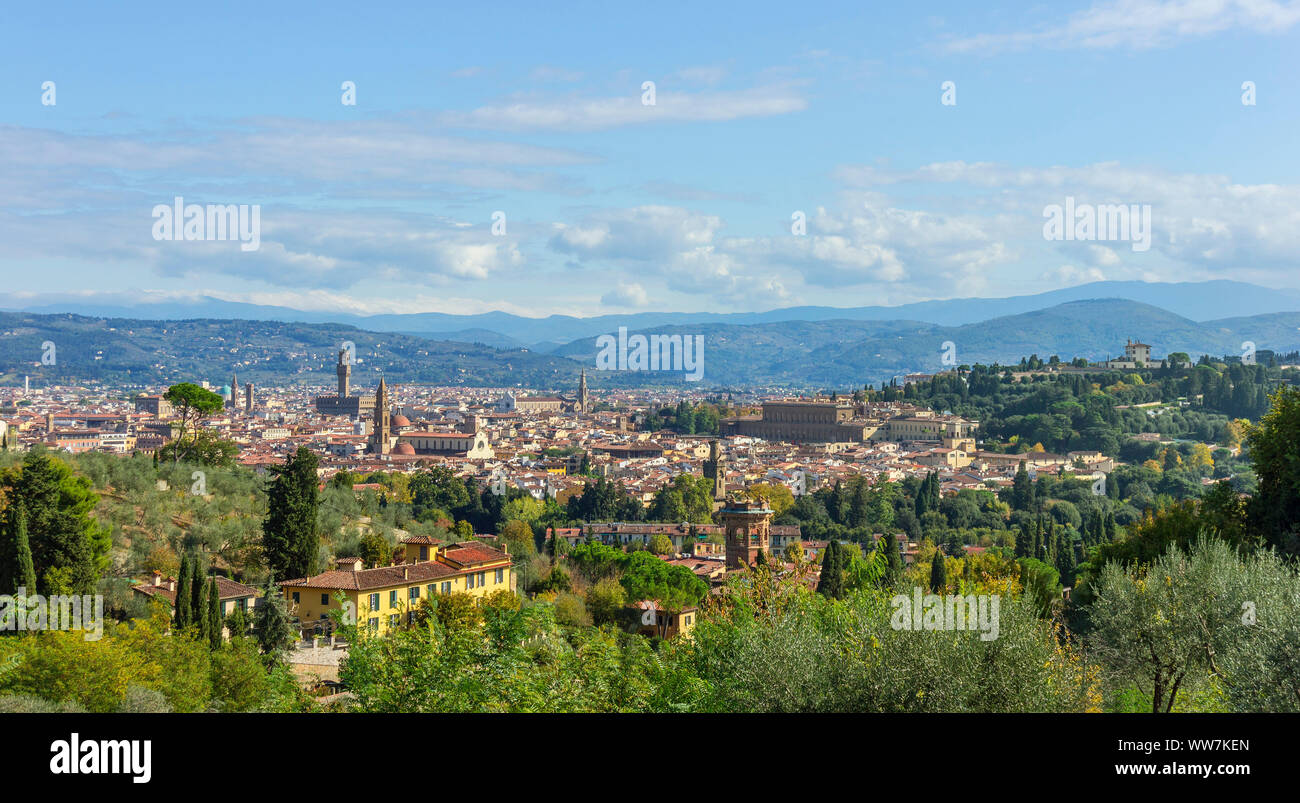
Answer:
xmin=409 ymin=586 xmax=419 ymax=600
xmin=389 ymin=590 xmax=398 ymax=606
xmin=291 ymin=592 xmax=300 ymax=603
xmin=389 ymin=614 xmax=399 ymax=628
xmin=427 ymin=584 xmax=436 ymax=597
xmin=368 ymin=593 xmax=379 ymax=611
xmin=321 ymin=593 xmax=329 ymax=605
xmin=441 ymin=582 xmax=451 ymax=594
xmin=367 ymin=617 xmax=379 ymax=632
xmin=478 ymin=571 xmax=486 ymax=587
xmin=419 ymin=546 xmax=428 ymax=561
xmin=466 ymin=574 xmax=475 ymax=590
xmin=494 ymin=568 xmax=504 ymax=584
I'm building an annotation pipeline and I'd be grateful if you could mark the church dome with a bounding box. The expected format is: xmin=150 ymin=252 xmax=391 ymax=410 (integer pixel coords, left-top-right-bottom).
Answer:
xmin=391 ymin=414 xmax=412 ymax=428
xmin=392 ymin=442 xmax=416 ymax=456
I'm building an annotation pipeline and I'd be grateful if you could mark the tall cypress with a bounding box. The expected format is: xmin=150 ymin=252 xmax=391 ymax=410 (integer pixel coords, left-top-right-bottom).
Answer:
xmin=818 ymin=540 xmax=843 ymax=599
xmin=929 ymin=549 xmax=947 ymax=593
xmin=263 ymin=447 xmax=321 ymax=581
xmin=1057 ymin=534 xmax=1077 ymax=586
xmin=174 ymin=555 xmax=192 ymax=629
xmin=207 ymin=577 xmax=222 ymax=650
xmin=196 ymin=572 xmax=209 ymax=641
xmin=191 ymin=560 xmax=204 ymax=625
xmin=881 ymin=533 xmax=903 ymax=587
xmin=14 ymin=507 xmax=37 ymax=594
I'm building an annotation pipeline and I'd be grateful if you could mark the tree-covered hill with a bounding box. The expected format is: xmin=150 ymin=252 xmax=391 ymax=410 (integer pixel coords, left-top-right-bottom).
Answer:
xmin=0 ymin=312 xmax=584 ymax=389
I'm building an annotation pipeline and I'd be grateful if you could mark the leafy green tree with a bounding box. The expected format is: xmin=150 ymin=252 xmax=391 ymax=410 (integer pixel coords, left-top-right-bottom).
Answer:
xmin=1090 ymin=539 xmax=1262 ymax=712
xmin=500 ymin=519 xmax=536 ymax=558
xmin=157 ymin=429 xmax=239 ymax=467
xmin=262 ymin=447 xmax=320 ymax=580
xmin=162 ymin=383 xmax=225 ymax=465
xmin=586 ymin=577 xmax=627 ymax=625
xmin=254 ymin=574 xmax=297 ymax=662
xmin=1245 ymin=386 xmax=1300 ymax=555
xmin=0 ymin=450 xmax=110 ymax=594
xmin=358 ymin=529 xmax=392 ymax=568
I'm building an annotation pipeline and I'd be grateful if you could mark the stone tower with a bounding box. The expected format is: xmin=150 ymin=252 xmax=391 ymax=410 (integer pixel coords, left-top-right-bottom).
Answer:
xmin=229 ymin=370 xmax=239 ymax=409
xmin=577 ymin=368 xmax=589 ymax=414
xmin=244 ymin=382 xmax=255 ymax=414
xmin=370 ymin=376 xmax=391 ymax=455
xmin=721 ymin=497 xmax=773 ymax=570
xmin=703 ymin=439 xmax=726 ymax=501
xmin=337 ymin=349 xmax=351 ymax=398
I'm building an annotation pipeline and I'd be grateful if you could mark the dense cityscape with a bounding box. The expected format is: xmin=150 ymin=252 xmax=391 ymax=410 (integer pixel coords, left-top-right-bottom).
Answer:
xmin=1 ymin=330 xmax=1298 ymax=719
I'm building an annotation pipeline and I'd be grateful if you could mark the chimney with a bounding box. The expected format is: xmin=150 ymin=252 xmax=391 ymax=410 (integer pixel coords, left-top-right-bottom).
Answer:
xmin=152 ymin=570 xmax=162 ymax=587
xmin=403 ymin=566 xmax=409 ymax=580
xmin=167 ymin=577 xmax=176 ymax=593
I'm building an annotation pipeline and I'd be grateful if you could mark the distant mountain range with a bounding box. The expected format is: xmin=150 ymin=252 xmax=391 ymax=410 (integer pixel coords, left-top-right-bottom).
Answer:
xmin=12 ymin=280 xmax=1300 ymax=352
xmin=553 ymin=298 xmax=1300 ymax=386
xmin=4 ymin=282 xmax=1300 ymax=391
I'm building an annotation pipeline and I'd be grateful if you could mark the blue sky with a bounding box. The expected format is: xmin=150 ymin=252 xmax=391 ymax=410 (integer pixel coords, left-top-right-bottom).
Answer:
xmin=2 ymin=0 xmax=1298 ymax=316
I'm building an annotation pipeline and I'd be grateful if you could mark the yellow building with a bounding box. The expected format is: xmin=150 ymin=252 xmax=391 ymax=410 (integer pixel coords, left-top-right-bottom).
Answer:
xmin=280 ymin=542 xmax=513 ymax=636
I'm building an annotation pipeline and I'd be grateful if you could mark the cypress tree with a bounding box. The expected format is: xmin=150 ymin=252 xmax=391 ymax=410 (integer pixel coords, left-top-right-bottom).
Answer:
xmin=755 ymin=548 xmax=769 ymax=569
xmin=196 ymin=571 xmax=209 ymax=641
xmin=1057 ymin=534 xmax=1077 ymax=585
xmin=929 ymin=549 xmax=947 ymax=593
xmin=191 ymin=560 xmax=204 ymax=625
xmin=226 ymin=604 xmax=247 ymax=639
xmin=14 ymin=507 xmax=37 ymax=594
xmin=174 ymin=556 xmax=191 ymax=629
xmin=881 ymin=533 xmax=903 ymax=587
xmin=1016 ymin=520 xmax=1032 ymax=558
xmin=207 ymin=577 xmax=222 ymax=650
xmin=817 ymin=540 xmax=842 ymax=599
xmin=1011 ymin=462 xmax=1032 ymax=510
xmin=263 ymin=447 xmax=321 ymax=581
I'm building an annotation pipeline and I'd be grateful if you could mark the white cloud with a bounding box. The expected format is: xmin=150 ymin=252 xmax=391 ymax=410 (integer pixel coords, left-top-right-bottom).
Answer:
xmin=1048 ymin=265 xmax=1108 ymax=285
xmin=1087 ymin=244 xmax=1122 ymax=266
xmin=836 ymin=159 xmax=1300 ymax=280
xmin=601 ymin=281 xmax=650 ymax=307
xmin=438 ymin=84 xmax=807 ymax=132
xmin=944 ymin=0 xmax=1300 ymax=53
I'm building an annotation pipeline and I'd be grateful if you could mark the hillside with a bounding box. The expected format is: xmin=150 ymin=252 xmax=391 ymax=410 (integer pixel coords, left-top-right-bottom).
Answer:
xmin=5 ymin=299 xmax=1300 ymax=391
xmin=0 ymin=312 xmax=584 ymax=389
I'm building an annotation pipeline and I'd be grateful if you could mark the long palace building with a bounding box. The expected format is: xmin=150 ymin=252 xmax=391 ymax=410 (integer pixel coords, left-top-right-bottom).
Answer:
xmin=722 ymin=400 xmax=977 ymax=447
